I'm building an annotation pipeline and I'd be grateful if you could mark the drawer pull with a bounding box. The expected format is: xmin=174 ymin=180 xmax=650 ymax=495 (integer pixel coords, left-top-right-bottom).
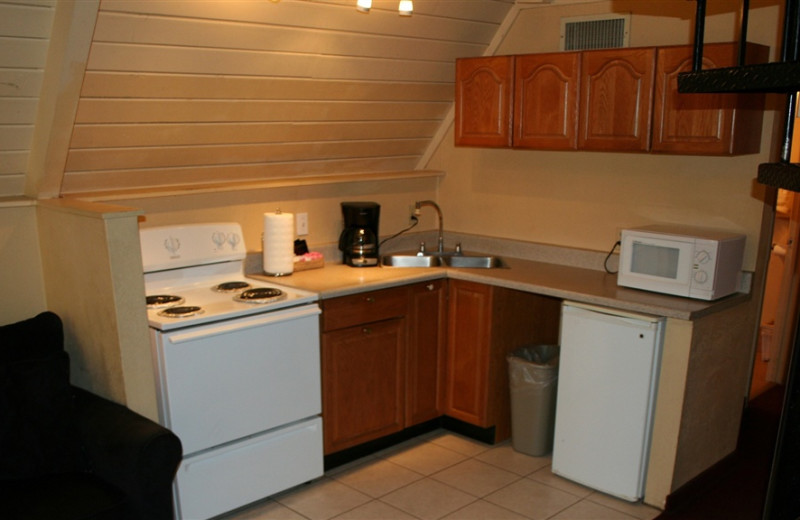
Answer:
xmin=365 ymin=296 xmax=375 ymax=303
xmin=362 ymin=327 xmax=372 ymax=334
xmin=427 ymin=283 xmax=435 ymax=291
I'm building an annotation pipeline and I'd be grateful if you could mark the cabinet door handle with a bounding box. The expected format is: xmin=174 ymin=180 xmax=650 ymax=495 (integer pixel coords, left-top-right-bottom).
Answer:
xmin=365 ymin=296 xmax=375 ymax=303
xmin=362 ymin=327 xmax=372 ymax=334
xmin=426 ymin=283 xmax=435 ymax=291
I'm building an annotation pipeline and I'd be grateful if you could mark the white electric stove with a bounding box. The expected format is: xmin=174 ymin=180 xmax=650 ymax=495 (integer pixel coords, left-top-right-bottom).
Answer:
xmin=140 ymin=222 xmax=323 ymax=520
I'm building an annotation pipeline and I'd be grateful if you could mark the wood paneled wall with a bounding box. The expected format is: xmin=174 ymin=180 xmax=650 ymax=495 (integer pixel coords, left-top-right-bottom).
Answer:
xmin=0 ymin=0 xmax=55 ymax=197
xmin=59 ymin=0 xmax=512 ymax=197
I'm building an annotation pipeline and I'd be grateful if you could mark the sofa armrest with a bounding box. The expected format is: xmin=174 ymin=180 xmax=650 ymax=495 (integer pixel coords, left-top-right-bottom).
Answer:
xmin=72 ymin=387 xmax=182 ymax=520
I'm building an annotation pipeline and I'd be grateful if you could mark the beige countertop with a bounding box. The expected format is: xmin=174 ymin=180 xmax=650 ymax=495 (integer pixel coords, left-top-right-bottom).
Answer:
xmin=249 ymin=256 xmax=748 ymax=321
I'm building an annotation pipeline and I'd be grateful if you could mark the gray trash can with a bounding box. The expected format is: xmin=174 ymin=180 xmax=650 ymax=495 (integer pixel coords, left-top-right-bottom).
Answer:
xmin=507 ymin=344 xmax=559 ymax=456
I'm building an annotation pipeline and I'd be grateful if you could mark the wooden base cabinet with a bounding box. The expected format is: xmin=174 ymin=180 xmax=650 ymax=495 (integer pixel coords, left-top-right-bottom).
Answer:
xmin=322 ymin=279 xmax=562 ymax=453
xmin=321 ymin=281 xmax=447 ymax=455
xmin=406 ymin=280 xmax=448 ymax=427
xmin=321 ymin=287 xmax=407 ymax=455
xmin=444 ymin=280 xmax=561 ymax=443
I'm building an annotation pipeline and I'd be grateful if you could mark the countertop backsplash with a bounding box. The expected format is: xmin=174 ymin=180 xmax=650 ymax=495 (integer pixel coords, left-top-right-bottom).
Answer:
xmin=246 ymin=231 xmax=620 ymax=275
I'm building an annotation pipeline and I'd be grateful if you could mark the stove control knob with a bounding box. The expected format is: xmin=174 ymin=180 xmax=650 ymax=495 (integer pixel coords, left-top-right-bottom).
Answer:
xmin=164 ymin=236 xmax=180 ymax=255
xmin=228 ymin=233 xmax=241 ymax=250
xmin=212 ymin=232 xmax=226 ymax=249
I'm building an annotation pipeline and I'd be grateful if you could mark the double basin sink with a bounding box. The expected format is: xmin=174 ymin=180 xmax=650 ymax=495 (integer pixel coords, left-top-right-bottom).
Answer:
xmin=382 ymin=253 xmax=504 ymax=269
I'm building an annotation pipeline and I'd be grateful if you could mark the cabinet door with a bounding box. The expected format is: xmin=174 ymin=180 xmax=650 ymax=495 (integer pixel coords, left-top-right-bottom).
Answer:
xmin=406 ymin=280 xmax=447 ymax=426
xmin=444 ymin=280 xmax=492 ymax=426
xmin=455 ymin=56 xmax=514 ymax=147
xmin=579 ymin=47 xmax=656 ymax=152
xmin=322 ymin=318 xmax=405 ymax=454
xmin=514 ymin=52 xmax=581 ymax=149
xmin=652 ymin=42 xmax=768 ymax=155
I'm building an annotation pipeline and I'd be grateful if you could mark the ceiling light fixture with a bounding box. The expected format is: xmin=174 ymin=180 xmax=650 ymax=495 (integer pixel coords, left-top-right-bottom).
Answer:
xmin=398 ymin=0 xmax=413 ymax=16
xmin=354 ymin=0 xmax=412 ymax=16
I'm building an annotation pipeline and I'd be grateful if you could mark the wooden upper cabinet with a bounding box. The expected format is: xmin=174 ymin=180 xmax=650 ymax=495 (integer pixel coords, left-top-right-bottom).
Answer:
xmin=652 ymin=42 xmax=769 ymax=155
xmin=455 ymin=56 xmax=515 ymax=147
xmin=579 ymin=47 xmax=656 ymax=152
xmin=454 ymin=43 xmax=766 ymax=155
xmin=514 ymin=52 xmax=581 ymax=150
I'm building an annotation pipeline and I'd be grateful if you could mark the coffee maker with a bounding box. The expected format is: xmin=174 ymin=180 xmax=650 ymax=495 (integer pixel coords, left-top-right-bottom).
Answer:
xmin=339 ymin=202 xmax=380 ymax=267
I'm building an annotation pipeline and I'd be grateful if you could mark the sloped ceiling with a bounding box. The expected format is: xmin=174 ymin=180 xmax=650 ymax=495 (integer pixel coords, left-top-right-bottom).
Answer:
xmin=54 ymin=0 xmax=514 ymax=199
xmin=0 ymin=0 xmax=55 ymax=198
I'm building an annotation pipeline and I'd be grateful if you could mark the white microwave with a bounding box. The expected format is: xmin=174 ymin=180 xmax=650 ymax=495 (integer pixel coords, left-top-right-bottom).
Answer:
xmin=617 ymin=225 xmax=745 ymax=301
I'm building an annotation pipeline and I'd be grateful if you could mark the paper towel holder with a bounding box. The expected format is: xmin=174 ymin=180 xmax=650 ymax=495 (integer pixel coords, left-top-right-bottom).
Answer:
xmin=263 ymin=209 xmax=295 ymax=277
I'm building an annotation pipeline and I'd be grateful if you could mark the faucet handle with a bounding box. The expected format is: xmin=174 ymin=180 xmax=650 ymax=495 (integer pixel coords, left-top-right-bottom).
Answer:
xmin=417 ymin=241 xmax=426 ymax=256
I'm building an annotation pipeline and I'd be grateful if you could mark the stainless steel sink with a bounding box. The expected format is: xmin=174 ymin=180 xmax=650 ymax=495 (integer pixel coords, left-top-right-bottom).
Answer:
xmin=442 ymin=255 xmax=504 ymax=269
xmin=381 ymin=255 xmax=442 ymax=268
xmin=381 ymin=253 xmax=504 ymax=268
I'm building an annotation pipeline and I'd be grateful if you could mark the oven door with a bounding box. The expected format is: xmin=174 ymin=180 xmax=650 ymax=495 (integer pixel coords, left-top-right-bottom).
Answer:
xmin=151 ymin=303 xmax=321 ymax=455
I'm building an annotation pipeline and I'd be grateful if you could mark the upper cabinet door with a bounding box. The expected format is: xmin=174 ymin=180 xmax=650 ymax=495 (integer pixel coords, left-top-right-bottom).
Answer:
xmin=652 ymin=42 xmax=768 ymax=155
xmin=455 ymin=56 xmax=515 ymax=148
xmin=514 ymin=52 xmax=581 ymax=150
xmin=579 ymin=47 xmax=656 ymax=152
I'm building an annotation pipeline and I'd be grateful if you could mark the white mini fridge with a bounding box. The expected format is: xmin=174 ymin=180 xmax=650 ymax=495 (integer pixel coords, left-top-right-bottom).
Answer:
xmin=552 ymin=302 xmax=665 ymax=502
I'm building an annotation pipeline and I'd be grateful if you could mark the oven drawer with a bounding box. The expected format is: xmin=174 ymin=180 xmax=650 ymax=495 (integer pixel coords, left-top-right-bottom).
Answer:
xmin=175 ymin=416 xmax=323 ymax=520
xmin=322 ymin=285 xmax=408 ymax=331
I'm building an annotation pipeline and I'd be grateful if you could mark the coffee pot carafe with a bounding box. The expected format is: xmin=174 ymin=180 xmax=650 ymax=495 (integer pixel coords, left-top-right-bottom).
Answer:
xmin=339 ymin=202 xmax=380 ymax=267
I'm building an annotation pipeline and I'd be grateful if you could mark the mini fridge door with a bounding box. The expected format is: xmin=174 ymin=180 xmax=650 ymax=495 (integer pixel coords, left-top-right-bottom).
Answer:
xmin=552 ymin=302 xmax=664 ymax=501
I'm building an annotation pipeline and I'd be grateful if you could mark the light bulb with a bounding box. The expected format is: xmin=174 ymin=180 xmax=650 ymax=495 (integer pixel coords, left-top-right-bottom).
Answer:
xmin=356 ymin=0 xmax=371 ymax=12
xmin=398 ymin=0 xmax=413 ymax=16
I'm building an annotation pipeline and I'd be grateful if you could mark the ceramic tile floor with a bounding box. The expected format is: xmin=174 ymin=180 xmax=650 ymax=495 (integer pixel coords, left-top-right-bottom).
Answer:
xmin=219 ymin=429 xmax=662 ymax=520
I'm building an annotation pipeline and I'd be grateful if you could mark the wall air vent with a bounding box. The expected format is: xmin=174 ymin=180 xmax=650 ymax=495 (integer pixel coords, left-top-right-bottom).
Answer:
xmin=560 ymin=14 xmax=630 ymax=51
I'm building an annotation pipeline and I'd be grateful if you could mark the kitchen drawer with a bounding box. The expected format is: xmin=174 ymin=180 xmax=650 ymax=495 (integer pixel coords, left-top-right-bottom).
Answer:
xmin=174 ymin=416 xmax=323 ymax=520
xmin=322 ymin=286 xmax=408 ymax=331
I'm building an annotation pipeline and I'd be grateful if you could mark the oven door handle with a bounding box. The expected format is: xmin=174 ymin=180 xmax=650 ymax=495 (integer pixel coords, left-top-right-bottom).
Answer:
xmin=166 ymin=304 xmax=321 ymax=344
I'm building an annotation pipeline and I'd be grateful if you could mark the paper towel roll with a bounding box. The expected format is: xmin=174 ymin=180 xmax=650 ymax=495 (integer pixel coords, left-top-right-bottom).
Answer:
xmin=263 ymin=211 xmax=294 ymax=276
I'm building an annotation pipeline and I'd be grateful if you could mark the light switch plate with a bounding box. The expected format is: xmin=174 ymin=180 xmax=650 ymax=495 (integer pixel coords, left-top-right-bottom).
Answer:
xmin=296 ymin=212 xmax=309 ymax=236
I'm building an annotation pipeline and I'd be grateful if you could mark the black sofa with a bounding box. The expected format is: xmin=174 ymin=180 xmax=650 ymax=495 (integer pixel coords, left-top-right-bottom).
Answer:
xmin=0 ymin=311 xmax=182 ymax=520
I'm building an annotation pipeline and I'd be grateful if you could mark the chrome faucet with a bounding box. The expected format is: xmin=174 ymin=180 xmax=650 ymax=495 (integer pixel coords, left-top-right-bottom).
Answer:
xmin=414 ymin=200 xmax=444 ymax=254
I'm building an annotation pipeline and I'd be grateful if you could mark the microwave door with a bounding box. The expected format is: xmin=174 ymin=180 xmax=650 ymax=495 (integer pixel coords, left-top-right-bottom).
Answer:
xmin=620 ymin=236 xmax=695 ymax=297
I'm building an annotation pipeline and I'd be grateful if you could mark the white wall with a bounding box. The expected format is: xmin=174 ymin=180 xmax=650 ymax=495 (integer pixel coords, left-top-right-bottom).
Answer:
xmin=0 ymin=204 xmax=46 ymax=324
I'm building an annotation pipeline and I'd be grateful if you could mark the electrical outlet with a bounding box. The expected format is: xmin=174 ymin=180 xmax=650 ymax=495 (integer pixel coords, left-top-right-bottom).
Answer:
xmin=409 ymin=204 xmax=418 ymax=224
xmin=296 ymin=212 xmax=309 ymax=236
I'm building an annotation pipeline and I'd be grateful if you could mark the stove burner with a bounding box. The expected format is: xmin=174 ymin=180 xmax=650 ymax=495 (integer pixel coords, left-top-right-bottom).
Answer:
xmin=146 ymin=294 xmax=185 ymax=308
xmin=212 ymin=281 xmax=252 ymax=293
xmin=235 ymin=287 xmax=286 ymax=304
xmin=158 ymin=306 xmax=204 ymax=318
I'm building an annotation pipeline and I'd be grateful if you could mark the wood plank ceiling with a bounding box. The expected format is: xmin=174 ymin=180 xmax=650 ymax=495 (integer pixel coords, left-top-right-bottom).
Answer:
xmin=0 ymin=0 xmax=55 ymax=197
xmin=59 ymin=0 xmax=513 ymax=198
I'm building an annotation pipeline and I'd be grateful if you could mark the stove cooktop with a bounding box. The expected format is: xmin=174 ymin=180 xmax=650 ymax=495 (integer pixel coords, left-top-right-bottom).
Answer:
xmin=145 ymin=277 xmax=317 ymax=331
xmin=140 ymin=222 xmax=319 ymax=331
